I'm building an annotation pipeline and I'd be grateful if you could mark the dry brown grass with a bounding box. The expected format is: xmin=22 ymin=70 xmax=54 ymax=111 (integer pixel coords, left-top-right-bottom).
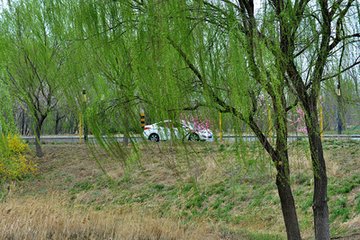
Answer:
xmin=287 ymin=140 xmax=358 ymax=178
xmin=0 ymin=195 xmax=224 ymax=240
xmin=1 ymin=143 xmax=253 ymax=240
xmin=1 ymin=140 xmax=358 ymax=240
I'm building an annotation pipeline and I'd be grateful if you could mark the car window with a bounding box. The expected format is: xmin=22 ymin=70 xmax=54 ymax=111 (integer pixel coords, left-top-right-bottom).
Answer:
xmin=182 ymin=122 xmax=193 ymax=129
xmin=172 ymin=122 xmax=182 ymax=128
xmin=157 ymin=121 xmax=172 ymax=128
xmin=157 ymin=122 xmax=166 ymax=127
xmin=156 ymin=120 xmax=183 ymax=129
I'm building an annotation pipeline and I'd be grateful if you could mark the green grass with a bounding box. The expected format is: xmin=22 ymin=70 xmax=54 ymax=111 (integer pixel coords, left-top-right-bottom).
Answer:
xmin=331 ymin=197 xmax=351 ymax=222
xmin=2 ymin=140 xmax=360 ymax=239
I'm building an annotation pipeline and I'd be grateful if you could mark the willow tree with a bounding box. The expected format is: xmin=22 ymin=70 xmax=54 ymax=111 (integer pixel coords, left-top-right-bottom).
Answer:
xmin=77 ymin=11 xmax=141 ymax=144
xmin=6 ymin=0 xmax=359 ymax=239
xmin=67 ymin=0 xmax=302 ymax=238
xmin=0 ymin=81 xmax=15 ymax=135
xmin=0 ymin=0 xmax=68 ymax=157
xmin=65 ymin=0 xmax=198 ymax=146
xmin=183 ymin=1 xmax=359 ymax=239
xmin=50 ymin=0 xmax=359 ymax=239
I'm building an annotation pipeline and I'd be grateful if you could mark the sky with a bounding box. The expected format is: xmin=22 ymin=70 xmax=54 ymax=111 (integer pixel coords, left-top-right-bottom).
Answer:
xmin=0 ymin=0 xmax=263 ymax=11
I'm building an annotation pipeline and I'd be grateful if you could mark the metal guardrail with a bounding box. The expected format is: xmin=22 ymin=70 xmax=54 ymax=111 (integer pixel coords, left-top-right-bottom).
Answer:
xmin=223 ymin=134 xmax=360 ymax=139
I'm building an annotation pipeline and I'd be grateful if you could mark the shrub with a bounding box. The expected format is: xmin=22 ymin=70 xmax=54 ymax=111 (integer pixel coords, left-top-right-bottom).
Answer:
xmin=0 ymin=134 xmax=36 ymax=181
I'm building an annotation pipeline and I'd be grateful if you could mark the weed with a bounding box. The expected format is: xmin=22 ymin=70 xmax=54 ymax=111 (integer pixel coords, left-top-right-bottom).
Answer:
xmin=293 ymin=173 xmax=311 ymax=186
xmin=185 ymin=192 xmax=207 ymax=209
xmin=70 ymin=180 xmax=94 ymax=194
xmin=152 ymin=183 xmax=165 ymax=191
xmin=330 ymin=197 xmax=350 ymax=222
xmin=329 ymin=175 xmax=360 ymax=195
xmin=301 ymin=197 xmax=313 ymax=211
xmin=182 ymin=182 xmax=194 ymax=193
xmin=356 ymin=194 xmax=360 ymax=213
xmin=64 ymin=176 xmax=74 ymax=183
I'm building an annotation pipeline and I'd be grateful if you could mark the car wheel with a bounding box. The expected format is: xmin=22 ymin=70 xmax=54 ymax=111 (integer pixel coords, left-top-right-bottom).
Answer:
xmin=148 ymin=133 xmax=160 ymax=142
xmin=188 ymin=133 xmax=200 ymax=141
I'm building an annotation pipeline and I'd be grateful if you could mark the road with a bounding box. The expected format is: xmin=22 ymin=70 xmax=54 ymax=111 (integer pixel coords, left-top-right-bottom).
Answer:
xmin=21 ymin=134 xmax=360 ymax=144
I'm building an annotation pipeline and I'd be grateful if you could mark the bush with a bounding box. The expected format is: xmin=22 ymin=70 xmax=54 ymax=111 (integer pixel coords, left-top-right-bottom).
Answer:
xmin=0 ymin=134 xmax=36 ymax=181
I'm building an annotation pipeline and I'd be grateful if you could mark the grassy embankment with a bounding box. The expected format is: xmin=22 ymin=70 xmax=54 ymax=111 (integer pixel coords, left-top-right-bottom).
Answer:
xmin=0 ymin=139 xmax=359 ymax=240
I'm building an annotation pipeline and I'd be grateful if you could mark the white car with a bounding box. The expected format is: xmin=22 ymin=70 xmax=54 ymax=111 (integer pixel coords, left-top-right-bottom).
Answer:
xmin=143 ymin=120 xmax=213 ymax=142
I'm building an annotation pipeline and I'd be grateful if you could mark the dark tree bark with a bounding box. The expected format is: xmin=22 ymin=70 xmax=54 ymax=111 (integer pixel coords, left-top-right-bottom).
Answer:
xmin=20 ymin=108 xmax=25 ymax=135
xmin=336 ymin=94 xmax=345 ymax=134
xmin=276 ymin=169 xmax=301 ymax=240
xmin=304 ymin=103 xmax=330 ymax=240
xmin=83 ymin=109 xmax=88 ymax=142
xmin=123 ymin=101 xmax=131 ymax=146
xmin=274 ymin=97 xmax=302 ymax=240
xmin=70 ymin=116 xmax=79 ymax=135
xmin=34 ymin=114 xmax=46 ymax=157
xmin=55 ymin=111 xmax=65 ymax=135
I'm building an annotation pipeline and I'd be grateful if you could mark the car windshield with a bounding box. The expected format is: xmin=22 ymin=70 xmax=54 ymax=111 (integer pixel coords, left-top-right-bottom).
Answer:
xmin=156 ymin=120 xmax=210 ymax=131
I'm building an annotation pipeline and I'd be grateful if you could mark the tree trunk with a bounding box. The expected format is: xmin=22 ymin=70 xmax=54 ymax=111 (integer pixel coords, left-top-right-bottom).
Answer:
xmin=55 ymin=111 xmax=60 ymax=135
xmin=273 ymin=95 xmax=302 ymax=240
xmin=21 ymin=108 xmax=26 ymax=135
xmin=83 ymin=114 xmax=88 ymax=142
xmin=55 ymin=112 xmax=65 ymax=135
xmin=34 ymin=115 xmax=46 ymax=158
xmin=248 ymin=116 xmax=302 ymax=240
xmin=276 ymin=168 xmax=302 ymax=240
xmin=305 ymin=107 xmax=330 ymax=240
xmin=83 ymin=106 xmax=88 ymax=142
xmin=336 ymin=94 xmax=345 ymax=134
xmin=123 ymin=101 xmax=131 ymax=146
xmin=35 ymin=123 xmax=43 ymax=157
